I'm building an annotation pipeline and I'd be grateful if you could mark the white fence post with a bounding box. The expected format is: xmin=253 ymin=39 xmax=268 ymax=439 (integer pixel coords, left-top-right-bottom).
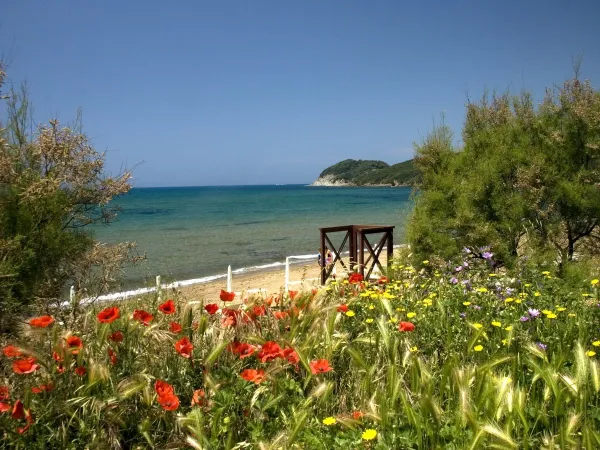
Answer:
xmin=69 ymin=285 xmax=75 ymax=305
xmin=227 ymin=265 xmax=232 ymax=292
xmin=285 ymin=257 xmax=290 ymax=292
xmin=156 ymin=275 xmax=162 ymax=300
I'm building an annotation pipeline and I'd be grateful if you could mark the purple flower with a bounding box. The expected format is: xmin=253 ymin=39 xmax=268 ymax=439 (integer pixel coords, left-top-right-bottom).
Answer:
xmin=463 ymin=247 xmax=471 ymax=254
xmin=528 ymin=309 xmax=540 ymax=318
xmin=520 ymin=316 xmax=529 ymax=322
xmin=451 ymin=277 xmax=458 ymax=284
xmin=482 ymin=252 xmax=493 ymax=260
xmin=473 ymin=305 xmax=481 ymax=311
xmin=455 ymin=266 xmax=463 ymax=272
xmin=459 ymin=313 xmax=466 ymax=318
xmin=536 ymin=342 xmax=547 ymax=351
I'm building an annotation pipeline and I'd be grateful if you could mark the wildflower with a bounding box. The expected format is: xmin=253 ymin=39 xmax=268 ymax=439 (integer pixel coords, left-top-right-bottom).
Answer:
xmin=191 ymin=389 xmax=206 ymax=407
xmin=310 ymin=359 xmax=333 ymax=374
xmin=407 ymin=312 xmax=416 ymax=318
xmin=463 ymin=301 xmax=471 ymax=306
xmin=273 ymin=311 xmax=289 ymax=320
xmin=520 ymin=316 xmax=529 ymax=322
xmin=109 ymin=331 xmax=124 ymax=342
xmin=365 ymin=318 xmax=374 ymax=324
xmin=388 ymin=317 xmax=398 ymax=323
xmin=229 ymin=341 xmax=257 ymax=359
xmin=108 ymin=347 xmax=117 ymax=365
xmin=587 ymin=351 xmax=596 ymax=357
xmin=13 ymin=358 xmax=40 ymax=375
xmin=0 ymin=402 xmax=11 ymax=413
xmin=362 ymin=429 xmax=377 ymax=441
xmin=348 ymin=273 xmax=364 ymax=284
xmin=322 ymin=416 xmax=337 ymax=425
xmin=97 ymin=306 xmax=120 ymax=323
xmin=593 ymin=341 xmax=600 ymax=347
xmin=542 ymin=271 xmax=550 ymax=275
xmin=283 ymin=347 xmax=300 ymax=364
xmin=409 ymin=346 xmax=418 ymax=352
xmin=174 ymin=337 xmax=194 ymax=359
xmin=0 ymin=386 xmax=8 ymax=400
xmin=377 ymin=276 xmax=389 ymax=284
xmin=220 ymin=290 xmax=236 ymax=302
xmin=473 ymin=345 xmax=483 ymax=352
xmin=352 ymin=411 xmax=364 ymax=420
xmin=65 ymin=335 xmax=83 ymax=354
xmin=257 ymin=341 xmax=283 ymax=363
xmin=74 ymin=366 xmax=86 ymax=376
xmin=451 ymin=277 xmax=459 ymax=284
xmin=398 ymin=321 xmax=415 ymax=332
xmin=504 ymin=326 xmax=512 ymax=331
xmin=133 ymin=309 xmax=154 ymax=326
xmin=504 ymin=297 xmax=514 ymax=303
xmin=528 ymin=309 xmax=540 ymax=318
xmin=534 ymin=292 xmax=541 ymax=297
xmin=557 ymin=307 xmax=566 ymax=312
xmin=491 ymin=321 xmax=501 ymax=327
xmin=240 ymin=369 xmax=266 ymax=384
xmin=568 ymin=313 xmax=576 ymax=317
xmin=336 ymin=304 xmax=348 ymax=313
xmin=169 ymin=322 xmax=183 ymax=333
xmin=482 ymin=252 xmax=493 ymax=260
xmin=205 ymin=303 xmax=219 ymax=315
xmin=502 ymin=339 xmax=508 ymax=346
xmin=155 ymin=380 xmax=180 ymax=411
xmin=476 ymin=287 xmax=488 ymax=293
xmin=12 ymin=400 xmax=24 ymax=420
xmin=288 ymin=290 xmax=298 ymax=300
xmin=3 ymin=345 xmax=22 ymax=358
xmin=29 ymin=315 xmax=54 ymax=328
xmin=345 ymin=310 xmax=355 ymax=317
xmin=368 ymin=304 xmax=375 ymax=310
xmin=537 ymin=343 xmax=547 ymax=351
xmin=546 ymin=313 xmax=557 ymax=319
xmin=473 ymin=323 xmax=483 ymax=329
xmin=158 ymin=299 xmax=176 ymax=315
xmin=592 ymin=279 xmax=599 ymax=286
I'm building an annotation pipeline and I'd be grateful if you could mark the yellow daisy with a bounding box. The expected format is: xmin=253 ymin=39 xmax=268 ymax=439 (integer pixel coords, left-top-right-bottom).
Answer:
xmin=474 ymin=345 xmax=483 ymax=352
xmin=323 ymin=417 xmax=337 ymax=426
xmin=345 ymin=310 xmax=355 ymax=317
xmin=362 ymin=429 xmax=377 ymax=441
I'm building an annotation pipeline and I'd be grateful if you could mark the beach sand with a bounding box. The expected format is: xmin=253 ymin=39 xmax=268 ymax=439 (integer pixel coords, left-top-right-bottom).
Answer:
xmin=170 ymin=253 xmax=391 ymax=304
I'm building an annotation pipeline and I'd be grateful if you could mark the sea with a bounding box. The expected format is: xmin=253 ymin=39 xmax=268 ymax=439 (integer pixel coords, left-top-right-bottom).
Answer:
xmin=92 ymin=185 xmax=413 ymax=292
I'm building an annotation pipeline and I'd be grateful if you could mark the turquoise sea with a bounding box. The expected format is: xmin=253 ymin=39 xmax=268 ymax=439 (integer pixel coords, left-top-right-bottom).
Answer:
xmin=93 ymin=185 xmax=413 ymax=290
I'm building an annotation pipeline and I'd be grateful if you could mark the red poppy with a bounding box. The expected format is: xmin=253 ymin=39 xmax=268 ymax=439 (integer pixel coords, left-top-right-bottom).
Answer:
xmin=17 ymin=409 xmax=34 ymax=434
xmin=0 ymin=386 xmax=8 ymax=400
xmin=13 ymin=358 xmax=40 ymax=375
xmin=3 ymin=345 xmax=23 ymax=358
xmin=309 ymin=359 xmax=333 ymax=374
xmin=204 ymin=303 xmax=219 ymax=315
xmin=158 ymin=299 xmax=176 ymax=315
xmin=109 ymin=331 xmax=124 ymax=342
xmin=56 ymin=363 xmax=65 ymax=374
xmin=154 ymin=379 xmax=175 ymax=397
xmin=348 ymin=273 xmax=364 ymax=284
xmin=228 ymin=341 xmax=256 ymax=359
xmin=257 ymin=341 xmax=283 ymax=363
xmin=174 ymin=336 xmax=194 ymax=359
xmin=398 ymin=321 xmax=415 ymax=332
xmin=377 ymin=276 xmax=389 ymax=284
xmin=74 ymin=366 xmax=86 ymax=377
xmin=29 ymin=315 xmax=54 ymax=328
xmin=250 ymin=305 xmax=266 ymax=319
xmin=240 ymin=368 xmax=266 ymax=384
xmin=108 ymin=347 xmax=117 ymax=366
xmin=273 ymin=311 xmax=288 ymax=320
xmin=65 ymin=335 xmax=83 ymax=354
xmin=352 ymin=411 xmax=364 ymax=420
xmin=283 ymin=347 xmax=299 ymax=365
xmin=31 ymin=383 xmax=54 ymax=394
xmin=220 ymin=290 xmax=236 ymax=302
xmin=133 ymin=309 xmax=154 ymax=326
xmin=12 ymin=400 xmax=24 ymax=420
xmin=52 ymin=350 xmax=64 ymax=362
xmin=221 ymin=308 xmax=240 ymax=327
xmin=0 ymin=402 xmax=10 ymax=412
xmin=169 ymin=322 xmax=183 ymax=333
xmin=191 ymin=389 xmax=206 ymax=407
xmin=157 ymin=392 xmax=180 ymax=410
xmin=97 ymin=306 xmax=120 ymax=323
xmin=288 ymin=290 xmax=298 ymax=300
xmin=336 ymin=304 xmax=349 ymax=313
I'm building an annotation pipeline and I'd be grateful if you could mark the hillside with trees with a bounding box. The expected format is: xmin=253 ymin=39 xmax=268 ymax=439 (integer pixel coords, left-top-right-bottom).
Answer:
xmin=312 ymin=158 xmax=419 ymax=186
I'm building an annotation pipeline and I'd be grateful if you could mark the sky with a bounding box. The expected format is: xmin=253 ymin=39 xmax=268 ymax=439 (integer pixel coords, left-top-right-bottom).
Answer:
xmin=2 ymin=0 xmax=600 ymax=187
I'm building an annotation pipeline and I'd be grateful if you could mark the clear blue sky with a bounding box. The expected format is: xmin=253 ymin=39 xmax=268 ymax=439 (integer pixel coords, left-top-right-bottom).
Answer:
xmin=2 ymin=0 xmax=599 ymax=187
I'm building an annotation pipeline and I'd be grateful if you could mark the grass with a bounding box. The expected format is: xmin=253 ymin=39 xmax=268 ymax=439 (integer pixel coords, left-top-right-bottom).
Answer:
xmin=1 ymin=253 xmax=600 ymax=449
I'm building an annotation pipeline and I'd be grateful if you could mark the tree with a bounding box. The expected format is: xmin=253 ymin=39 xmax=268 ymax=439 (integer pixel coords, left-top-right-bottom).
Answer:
xmin=407 ymin=75 xmax=600 ymax=269
xmin=0 ymin=64 xmax=134 ymax=331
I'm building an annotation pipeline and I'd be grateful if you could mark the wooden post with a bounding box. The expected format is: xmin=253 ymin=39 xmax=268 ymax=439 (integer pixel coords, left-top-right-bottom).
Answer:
xmin=320 ymin=231 xmax=326 ymax=285
xmin=156 ymin=275 xmax=162 ymax=301
xmin=387 ymin=231 xmax=393 ymax=271
xmin=285 ymin=257 xmax=290 ymax=291
xmin=358 ymin=231 xmax=365 ymax=277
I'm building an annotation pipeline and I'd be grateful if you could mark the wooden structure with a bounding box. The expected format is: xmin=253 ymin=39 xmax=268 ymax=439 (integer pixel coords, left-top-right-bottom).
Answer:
xmin=319 ymin=225 xmax=394 ymax=285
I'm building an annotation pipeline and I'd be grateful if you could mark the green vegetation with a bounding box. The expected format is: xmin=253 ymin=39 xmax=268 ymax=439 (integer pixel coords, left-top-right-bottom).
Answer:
xmin=1 ymin=257 xmax=600 ymax=448
xmin=316 ymin=158 xmax=419 ymax=186
xmin=0 ymin=66 xmax=133 ymax=332
xmin=407 ymin=75 xmax=600 ymax=269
